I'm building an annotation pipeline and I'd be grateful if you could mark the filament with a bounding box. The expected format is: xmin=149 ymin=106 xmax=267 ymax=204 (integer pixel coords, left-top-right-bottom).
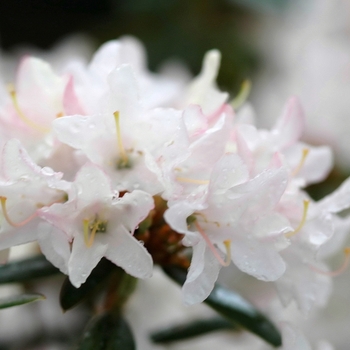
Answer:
xmin=231 ymin=79 xmax=252 ymax=110
xmin=113 ymin=111 xmax=128 ymax=166
xmin=309 ymin=247 xmax=350 ymax=277
xmin=285 ymin=200 xmax=310 ymax=238
xmin=194 ymin=221 xmax=231 ymax=267
xmin=292 ymin=148 xmax=309 ymax=176
xmin=7 ymin=84 xmax=50 ymax=133
xmin=0 ymin=196 xmax=38 ymax=227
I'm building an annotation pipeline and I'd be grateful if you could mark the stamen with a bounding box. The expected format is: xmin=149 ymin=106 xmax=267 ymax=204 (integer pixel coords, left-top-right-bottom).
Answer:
xmin=83 ymin=217 xmax=107 ymax=248
xmin=309 ymin=247 xmax=350 ymax=277
xmin=113 ymin=111 xmax=128 ymax=167
xmin=0 ymin=196 xmax=38 ymax=227
xmin=194 ymin=221 xmax=231 ymax=267
xmin=83 ymin=219 xmax=90 ymax=247
xmin=285 ymin=200 xmax=310 ymax=238
xmin=231 ymin=79 xmax=252 ymax=110
xmin=292 ymin=148 xmax=310 ymax=176
xmin=7 ymin=84 xmax=50 ymax=133
xmin=176 ymin=177 xmax=209 ymax=185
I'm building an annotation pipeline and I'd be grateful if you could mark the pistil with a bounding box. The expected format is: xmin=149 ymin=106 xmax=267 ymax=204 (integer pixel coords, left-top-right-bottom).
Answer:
xmin=0 ymin=196 xmax=38 ymax=227
xmin=195 ymin=221 xmax=231 ymax=267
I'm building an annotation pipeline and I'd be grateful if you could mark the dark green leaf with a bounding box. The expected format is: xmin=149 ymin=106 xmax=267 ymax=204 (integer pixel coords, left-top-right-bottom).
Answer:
xmin=163 ymin=266 xmax=282 ymax=347
xmin=151 ymin=316 xmax=234 ymax=343
xmin=78 ymin=312 xmax=135 ymax=350
xmin=60 ymin=258 xmax=121 ymax=311
xmin=0 ymin=293 xmax=45 ymax=309
xmin=0 ymin=255 xmax=59 ymax=284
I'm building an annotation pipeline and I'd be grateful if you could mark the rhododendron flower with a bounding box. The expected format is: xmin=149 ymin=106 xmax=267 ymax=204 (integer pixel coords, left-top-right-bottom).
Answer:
xmin=39 ymin=163 xmax=154 ymax=287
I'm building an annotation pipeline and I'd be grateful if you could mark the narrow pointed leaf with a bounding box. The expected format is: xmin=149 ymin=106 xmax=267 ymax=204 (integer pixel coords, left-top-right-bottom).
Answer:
xmin=60 ymin=258 xmax=122 ymax=311
xmin=0 ymin=293 xmax=45 ymax=309
xmin=0 ymin=255 xmax=59 ymax=283
xmin=163 ymin=266 xmax=282 ymax=347
xmin=150 ymin=316 xmax=234 ymax=343
xmin=78 ymin=312 xmax=135 ymax=350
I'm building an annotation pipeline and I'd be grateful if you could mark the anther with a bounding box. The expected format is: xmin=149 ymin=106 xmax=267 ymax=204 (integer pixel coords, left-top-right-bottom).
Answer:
xmin=285 ymin=200 xmax=310 ymax=238
xmin=0 ymin=196 xmax=38 ymax=227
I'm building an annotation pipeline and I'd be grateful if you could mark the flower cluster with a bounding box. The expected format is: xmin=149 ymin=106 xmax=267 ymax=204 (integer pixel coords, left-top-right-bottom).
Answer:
xmin=0 ymin=37 xmax=350 ymax=340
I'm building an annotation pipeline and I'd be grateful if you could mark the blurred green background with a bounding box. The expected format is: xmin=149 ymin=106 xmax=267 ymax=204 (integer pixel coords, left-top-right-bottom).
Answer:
xmin=0 ymin=0 xmax=289 ymax=93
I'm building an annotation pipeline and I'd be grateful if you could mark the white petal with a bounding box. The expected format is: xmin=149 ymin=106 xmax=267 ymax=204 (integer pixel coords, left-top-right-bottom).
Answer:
xmin=74 ymin=163 xmax=113 ymax=204
xmin=280 ymin=323 xmax=312 ymax=350
xmin=182 ymin=241 xmax=221 ymax=305
xmin=37 ymin=223 xmax=70 ymax=274
xmin=107 ymin=64 xmax=141 ymax=121
xmin=210 ymin=153 xmax=249 ymax=193
xmin=231 ymin=234 xmax=286 ymax=281
xmin=317 ymin=176 xmax=350 ymax=213
xmin=114 ymin=190 xmax=154 ymax=232
xmin=105 ymin=226 xmax=153 ymax=279
xmin=68 ymin=233 xmax=107 ymax=288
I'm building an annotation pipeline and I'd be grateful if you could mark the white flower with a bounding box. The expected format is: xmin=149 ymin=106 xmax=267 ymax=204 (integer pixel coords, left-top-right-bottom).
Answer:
xmin=39 ymin=163 xmax=154 ymax=287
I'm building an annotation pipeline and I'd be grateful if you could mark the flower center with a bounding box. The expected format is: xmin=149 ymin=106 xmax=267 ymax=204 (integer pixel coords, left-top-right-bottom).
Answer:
xmin=83 ymin=215 xmax=108 ymax=247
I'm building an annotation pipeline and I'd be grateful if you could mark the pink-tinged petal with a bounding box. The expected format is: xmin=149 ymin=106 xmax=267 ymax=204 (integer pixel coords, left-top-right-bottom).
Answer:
xmin=74 ymin=163 xmax=112 ymax=204
xmin=273 ymin=96 xmax=305 ymax=149
xmin=317 ymin=177 xmax=350 ymax=213
xmin=37 ymin=223 xmax=70 ymax=274
xmin=112 ymin=190 xmax=154 ymax=232
xmin=182 ymin=104 xmax=208 ymax=136
xmin=0 ymin=249 xmax=9 ymax=264
xmin=182 ymin=241 xmax=222 ymax=305
xmin=68 ymin=233 xmax=108 ymax=288
xmin=107 ymin=65 xmax=141 ymax=122
xmin=235 ymin=127 xmax=254 ymax=174
xmin=16 ymin=57 xmax=66 ymax=125
xmin=104 ymin=226 xmax=153 ymax=279
xmin=231 ymin=234 xmax=286 ymax=281
xmin=209 ymin=153 xmax=249 ymax=194
xmin=62 ymin=75 xmax=86 ymax=115
xmin=188 ymin=113 xmax=230 ymax=169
